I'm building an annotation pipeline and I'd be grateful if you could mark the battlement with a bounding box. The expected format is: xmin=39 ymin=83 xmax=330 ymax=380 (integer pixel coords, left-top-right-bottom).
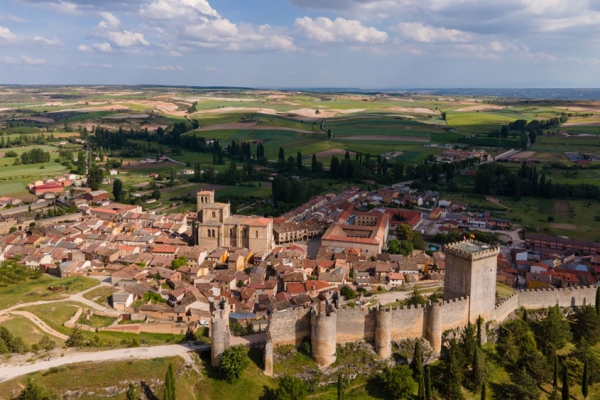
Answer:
xmin=443 ymin=240 xmax=499 ymax=261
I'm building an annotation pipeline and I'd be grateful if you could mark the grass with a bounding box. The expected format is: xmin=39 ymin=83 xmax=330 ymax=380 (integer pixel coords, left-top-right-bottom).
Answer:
xmin=20 ymin=302 xmax=185 ymax=345
xmin=196 ymin=347 xmax=277 ymax=400
xmin=0 ymin=275 xmax=99 ymax=310
xmin=82 ymin=286 xmax=114 ymax=307
xmin=496 ymin=283 xmax=515 ymax=299
xmin=77 ymin=314 xmax=117 ymax=328
xmin=0 ymin=357 xmax=197 ymax=400
xmin=0 ymin=314 xmax=63 ymax=346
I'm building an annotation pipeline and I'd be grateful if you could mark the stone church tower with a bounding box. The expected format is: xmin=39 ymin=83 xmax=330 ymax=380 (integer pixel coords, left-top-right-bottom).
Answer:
xmin=443 ymin=240 xmax=500 ymax=322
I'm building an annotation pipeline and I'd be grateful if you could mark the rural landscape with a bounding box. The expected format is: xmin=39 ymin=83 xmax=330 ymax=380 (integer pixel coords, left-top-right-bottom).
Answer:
xmin=0 ymin=84 xmax=599 ymax=400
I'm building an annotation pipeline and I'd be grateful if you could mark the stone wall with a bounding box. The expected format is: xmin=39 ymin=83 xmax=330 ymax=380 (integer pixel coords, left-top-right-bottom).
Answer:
xmin=494 ymin=292 xmax=519 ymax=322
xmin=336 ymin=307 xmax=376 ymax=343
xmin=268 ymin=308 xmax=311 ymax=347
xmin=440 ymin=297 xmax=470 ymax=332
xmin=390 ymin=305 xmax=426 ymax=341
xmin=518 ymin=286 xmax=596 ymax=310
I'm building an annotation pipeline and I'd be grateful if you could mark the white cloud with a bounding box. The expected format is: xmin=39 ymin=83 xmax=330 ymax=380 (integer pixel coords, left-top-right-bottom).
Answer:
xmin=294 ymin=16 xmax=387 ymax=44
xmin=93 ymin=42 xmax=113 ymax=53
xmin=77 ymin=62 xmax=113 ymax=68
xmin=202 ymin=66 xmax=217 ymax=71
xmin=98 ymin=12 xmax=120 ymax=29
xmin=21 ymin=55 xmax=46 ymax=65
xmin=105 ymin=30 xmax=149 ymax=47
xmin=77 ymin=44 xmax=92 ymax=52
xmin=0 ymin=14 xmax=27 ymax=23
xmin=141 ymin=0 xmax=219 ymax=19
xmin=0 ymin=26 xmax=17 ymax=42
xmin=32 ymin=35 xmax=63 ymax=47
xmin=396 ymin=22 xmax=472 ymax=43
xmin=138 ymin=65 xmax=184 ymax=71
xmin=0 ymin=55 xmax=46 ymax=65
xmin=184 ymin=21 xmax=296 ymax=52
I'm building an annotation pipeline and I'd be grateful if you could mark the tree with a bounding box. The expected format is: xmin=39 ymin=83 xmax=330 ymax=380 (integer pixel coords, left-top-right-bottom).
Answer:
xmin=171 ymin=256 xmax=187 ymax=270
xmin=535 ymin=304 xmax=572 ymax=354
xmin=340 ymin=285 xmax=356 ymax=300
xmin=126 ymin=383 xmax=138 ymax=400
xmin=152 ymin=189 xmax=161 ymax=200
xmin=476 ymin=316 xmax=483 ymax=347
xmin=406 ymin=289 xmax=427 ymax=307
xmin=382 ymin=365 xmax=416 ymax=399
xmin=219 ymin=345 xmax=249 ymax=382
xmin=337 ymin=373 xmax=349 ymax=400
xmin=296 ymin=151 xmax=303 ymax=170
xmin=87 ymin=166 xmax=104 ymax=190
xmin=274 ymin=374 xmax=308 ymax=400
xmin=278 ymin=147 xmax=285 ymax=161
xmin=582 ymin=358 xmax=589 ymax=399
xmin=112 ymin=179 xmax=123 ymax=202
xmin=562 ymin=365 xmax=569 ymax=400
xmin=393 ymin=161 xmax=404 ymax=180
xmin=395 ymin=224 xmax=413 ymax=241
xmin=425 ymin=366 xmax=432 ymax=400
xmin=480 ymin=383 xmax=486 ymax=400
xmin=163 ymin=363 xmax=175 ymax=400
xmin=596 ymin=286 xmax=600 ymax=317
xmin=553 ymin=353 xmax=559 ymax=388
xmin=511 ymin=367 xmax=540 ymax=400
xmin=410 ymin=341 xmax=423 ymax=380
xmin=471 ymin=347 xmax=488 ymax=391
xmin=573 ymin=305 xmax=600 ymax=345
xmin=15 ymin=379 xmax=53 ymax=400
xmin=65 ymin=326 xmax=85 ymax=347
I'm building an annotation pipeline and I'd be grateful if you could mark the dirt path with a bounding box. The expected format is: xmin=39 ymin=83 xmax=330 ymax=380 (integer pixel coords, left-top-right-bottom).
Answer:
xmin=0 ymin=343 xmax=210 ymax=382
xmin=193 ymin=122 xmax=316 ymax=134
xmin=485 ymin=196 xmax=510 ymax=209
xmin=8 ymin=311 xmax=68 ymax=340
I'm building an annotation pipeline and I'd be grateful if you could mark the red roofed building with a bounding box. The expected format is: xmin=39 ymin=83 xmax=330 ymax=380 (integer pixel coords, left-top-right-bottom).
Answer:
xmin=32 ymin=182 xmax=64 ymax=195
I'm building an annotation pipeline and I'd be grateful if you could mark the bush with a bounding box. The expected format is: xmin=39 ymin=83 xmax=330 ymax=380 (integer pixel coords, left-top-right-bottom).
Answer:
xmin=274 ymin=374 xmax=308 ymax=400
xmin=4 ymin=150 xmax=18 ymax=158
xmin=219 ymin=345 xmax=249 ymax=382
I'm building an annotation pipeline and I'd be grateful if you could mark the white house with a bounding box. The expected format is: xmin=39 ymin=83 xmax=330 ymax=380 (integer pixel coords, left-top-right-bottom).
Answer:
xmin=438 ymin=200 xmax=452 ymax=208
xmin=388 ymin=272 xmax=405 ymax=286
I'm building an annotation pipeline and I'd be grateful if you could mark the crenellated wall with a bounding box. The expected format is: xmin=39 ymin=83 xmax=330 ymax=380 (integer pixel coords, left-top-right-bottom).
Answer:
xmin=268 ymin=308 xmax=312 ymax=346
xmin=336 ymin=307 xmax=377 ymax=343
xmin=518 ymin=285 xmax=596 ymax=310
xmin=440 ymin=296 xmax=470 ymax=332
xmin=494 ymin=292 xmax=520 ymax=322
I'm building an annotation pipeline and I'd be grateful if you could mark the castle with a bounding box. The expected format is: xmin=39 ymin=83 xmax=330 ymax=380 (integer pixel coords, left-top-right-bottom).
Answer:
xmin=195 ymin=190 xmax=274 ymax=253
xmin=209 ymin=240 xmax=597 ymax=374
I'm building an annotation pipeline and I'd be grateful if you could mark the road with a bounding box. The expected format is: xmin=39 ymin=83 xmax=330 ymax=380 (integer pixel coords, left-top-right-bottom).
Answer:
xmin=8 ymin=311 xmax=69 ymax=340
xmin=0 ymin=343 xmax=209 ymax=382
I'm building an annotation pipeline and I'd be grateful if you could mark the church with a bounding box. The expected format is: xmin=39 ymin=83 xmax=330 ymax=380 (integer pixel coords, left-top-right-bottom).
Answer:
xmin=195 ymin=190 xmax=274 ymax=253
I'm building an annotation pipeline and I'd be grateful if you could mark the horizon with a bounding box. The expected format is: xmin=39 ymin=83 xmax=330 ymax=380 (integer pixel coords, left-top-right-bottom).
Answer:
xmin=1 ymin=0 xmax=600 ymax=87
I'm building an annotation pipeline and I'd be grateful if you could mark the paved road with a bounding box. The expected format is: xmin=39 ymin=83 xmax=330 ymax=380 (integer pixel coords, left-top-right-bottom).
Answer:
xmin=0 ymin=343 xmax=209 ymax=382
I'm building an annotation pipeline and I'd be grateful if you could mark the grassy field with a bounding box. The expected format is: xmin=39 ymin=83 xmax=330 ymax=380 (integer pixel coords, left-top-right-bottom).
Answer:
xmin=0 ymin=357 xmax=195 ymax=400
xmin=0 ymin=275 xmax=99 ymax=310
xmin=0 ymin=314 xmax=64 ymax=346
xmin=82 ymin=286 xmax=114 ymax=307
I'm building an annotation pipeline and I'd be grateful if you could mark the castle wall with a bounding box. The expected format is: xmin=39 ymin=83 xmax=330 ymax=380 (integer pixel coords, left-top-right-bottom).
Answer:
xmin=311 ymin=310 xmax=337 ymax=367
xmin=375 ymin=308 xmax=392 ymax=359
xmin=494 ymin=292 xmax=519 ymax=322
xmin=518 ymin=286 xmax=596 ymax=310
xmin=268 ymin=308 xmax=312 ymax=347
xmin=440 ymin=296 xmax=470 ymax=331
xmin=336 ymin=307 xmax=376 ymax=343
xmin=390 ymin=305 xmax=425 ymax=341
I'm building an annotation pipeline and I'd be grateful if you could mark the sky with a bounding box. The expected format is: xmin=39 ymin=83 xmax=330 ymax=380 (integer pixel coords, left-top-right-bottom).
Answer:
xmin=1 ymin=0 xmax=600 ymax=88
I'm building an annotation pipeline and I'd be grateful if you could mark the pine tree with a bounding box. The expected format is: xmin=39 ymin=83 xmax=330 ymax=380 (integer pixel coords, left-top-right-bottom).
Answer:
xmin=311 ymin=153 xmax=318 ymax=174
xmin=425 ymin=366 xmax=432 ymax=400
xmin=296 ymin=151 xmax=303 ymax=169
xmin=410 ymin=341 xmax=423 ymax=379
xmin=596 ymin=286 xmax=600 ymax=316
xmin=126 ymin=382 xmax=138 ymax=400
xmin=562 ymin=365 xmax=569 ymax=400
xmin=582 ymin=358 xmax=589 ymax=399
xmin=476 ymin=316 xmax=483 ymax=347
xmin=480 ymin=383 xmax=486 ymax=400
xmin=418 ymin=373 xmax=425 ymax=400
xmin=278 ymin=147 xmax=285 ymax=160
xmin=553 ymin=353 xmax=559 ymax=388
xmin=337 ymin=373 xmax=348 ymax=400
xmin=164 ymin=363 xmax=176 ymax=400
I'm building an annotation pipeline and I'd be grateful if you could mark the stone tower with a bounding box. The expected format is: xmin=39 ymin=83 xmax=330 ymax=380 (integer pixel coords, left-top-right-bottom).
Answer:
xmin=443 ymin=240 xmax=499 ymax=322
xmin=210 ymin=298 xmax=231 ymax=367
xmin=197 ymin=190 xmax=215 ymax=211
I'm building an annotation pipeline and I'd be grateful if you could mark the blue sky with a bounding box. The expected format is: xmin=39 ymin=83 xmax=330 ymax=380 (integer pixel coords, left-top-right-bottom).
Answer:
xmin=1 ymin=0 xmax=599 ymax=88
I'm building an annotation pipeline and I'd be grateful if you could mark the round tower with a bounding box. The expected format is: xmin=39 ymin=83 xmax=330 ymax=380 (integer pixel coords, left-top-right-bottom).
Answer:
xmin=424 ymin=301 xmax=443 ymax=354
xmin=375 ymin=307 xmax=392 ymax=359
xmin=264 ymin=339 xmax=274 ymax=376
xmin=311 ymin=308 xmax=337 ymax=367
xmin=210 ymin=299 xmax=230 ymax=367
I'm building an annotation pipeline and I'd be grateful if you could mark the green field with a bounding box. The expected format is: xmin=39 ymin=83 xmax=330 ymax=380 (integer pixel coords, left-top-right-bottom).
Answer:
xmin=0 ymin=314 xmax=63 ymax=346
xmin=0 ymin=275 xmax=99 ymax=310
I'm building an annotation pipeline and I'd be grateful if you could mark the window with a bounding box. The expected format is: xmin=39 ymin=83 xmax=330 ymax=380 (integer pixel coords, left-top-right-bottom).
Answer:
xmin=212 ymin=211 xmax=216 ymax=218
xmin=230 ymin=228 xmax=233 ymax=236
xmin=255 ymin=231 xmax=259 ymax=238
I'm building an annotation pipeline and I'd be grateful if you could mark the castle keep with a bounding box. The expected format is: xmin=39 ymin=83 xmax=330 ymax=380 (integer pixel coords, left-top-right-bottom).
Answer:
xmin=209 ymin=240 xmax=597 ymax=371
